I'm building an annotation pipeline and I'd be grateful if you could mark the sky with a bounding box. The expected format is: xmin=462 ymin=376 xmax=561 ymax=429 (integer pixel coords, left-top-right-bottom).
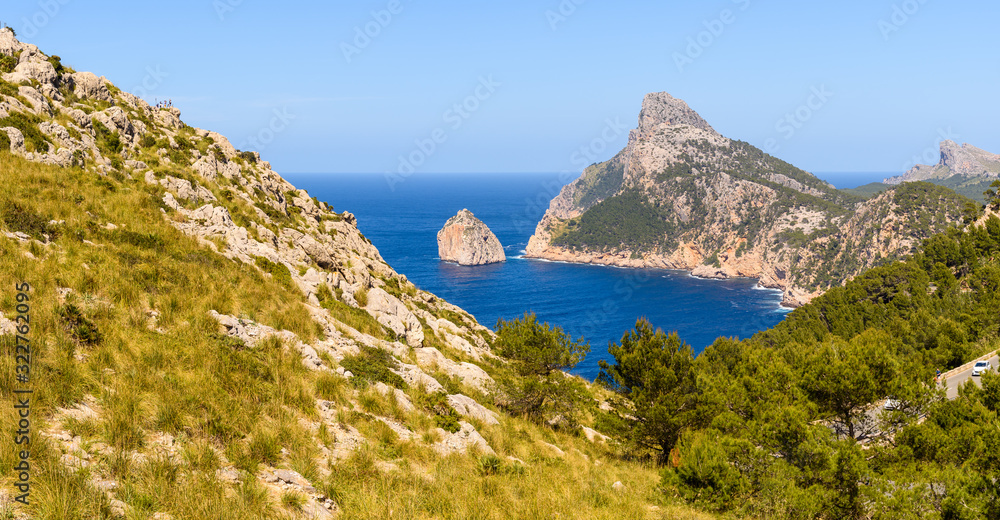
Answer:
xmin=5 ymin=0 xmax=999 ymax=179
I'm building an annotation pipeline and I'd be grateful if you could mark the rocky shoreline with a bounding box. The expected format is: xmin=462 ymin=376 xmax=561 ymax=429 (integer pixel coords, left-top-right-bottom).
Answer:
xmin=523 ymin=245 xmax=815 ymax=308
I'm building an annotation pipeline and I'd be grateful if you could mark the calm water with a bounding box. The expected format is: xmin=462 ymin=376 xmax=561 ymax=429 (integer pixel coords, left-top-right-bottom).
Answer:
xmin=284 ymin=172 xmax=791 ymax=379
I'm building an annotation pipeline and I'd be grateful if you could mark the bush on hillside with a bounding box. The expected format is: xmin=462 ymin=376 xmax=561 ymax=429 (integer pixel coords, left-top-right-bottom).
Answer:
xmin=493 ymin=312 xmax=591 ymax=426
xmin=339 ymin=346 xmax=407 ymax=390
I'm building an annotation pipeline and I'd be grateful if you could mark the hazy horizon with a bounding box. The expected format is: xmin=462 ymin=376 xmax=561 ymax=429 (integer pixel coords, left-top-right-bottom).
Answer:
xmin=7 ymin=1 xmax=995 ymax=176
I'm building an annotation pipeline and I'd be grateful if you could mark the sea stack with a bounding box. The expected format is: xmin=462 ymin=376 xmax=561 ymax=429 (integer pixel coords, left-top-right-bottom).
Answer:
xmin=437 ymin=209 xmax=506 ymax=266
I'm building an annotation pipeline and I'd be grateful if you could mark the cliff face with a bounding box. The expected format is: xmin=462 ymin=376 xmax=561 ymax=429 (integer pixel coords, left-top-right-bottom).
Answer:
xmin=527 ymin=93 xmax=976 ymax=306
xmin=437 ymin=209 xmax=506 ymax=266
xmin=0 ymin=29 xmax=535 ymax=516
xmin=884 ymin=140 xmax=1000 ymax=185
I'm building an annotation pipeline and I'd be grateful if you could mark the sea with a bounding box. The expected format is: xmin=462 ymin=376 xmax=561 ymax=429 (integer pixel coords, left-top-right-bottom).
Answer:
xmin=283 ymin=171 xmax=888 ymax=380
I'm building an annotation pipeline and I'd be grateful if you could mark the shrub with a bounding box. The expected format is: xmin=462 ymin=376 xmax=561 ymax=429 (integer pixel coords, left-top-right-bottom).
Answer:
xmin=492 ymin=312 xmax=591 ymax=425
xmin=238 ymin=150 xmax=257 ymax=163
xmin=1 ymin=200 xmax=54 ymax=239
xmin=0 ymin=112 xmax=50 ymax=153
xmin=139 ymin=135 xmax=156 ymax=148
xmin=354 ymin=287 xmax=368 ymax=307
xmin=0 ymin=54 xmax=16 ymax=74
xmin=59 ymin=304 xmax=103 ymax=346
xmin=112 ymin=229 xmax=165 ymax=251
xmin=339 ymin=346 xmax=407 ymax=389
xmin=174 ymin=135 xmax=193 ymax=150
xmin=71 ymin=149 xmax=85 ymax=169
xmin=253 ymin=256 xmax=292 ymax=287
xmin=417 ymin=391 xmax=461 ymax=433
xmin=92 ymin=118 xmax=122 ymax=155
xmin=47 ymin=55 xmax=66 ymax=74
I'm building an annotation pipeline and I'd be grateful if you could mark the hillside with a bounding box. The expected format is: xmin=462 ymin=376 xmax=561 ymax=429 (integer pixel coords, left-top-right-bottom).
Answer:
xmin=0 ymin=30 xmax=691 ymax=520
xmin=526 ymin=93 xmax=978 ymax=306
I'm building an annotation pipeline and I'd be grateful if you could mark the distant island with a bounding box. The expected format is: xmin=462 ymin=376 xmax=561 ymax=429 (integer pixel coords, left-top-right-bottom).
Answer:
xmin=526 ymin=92 xmax=979 ymax=306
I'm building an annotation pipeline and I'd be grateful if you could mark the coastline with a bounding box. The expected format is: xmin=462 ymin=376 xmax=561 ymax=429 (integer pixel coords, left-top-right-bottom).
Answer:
xmin=523 ymin=246 xmax=811 ymax=308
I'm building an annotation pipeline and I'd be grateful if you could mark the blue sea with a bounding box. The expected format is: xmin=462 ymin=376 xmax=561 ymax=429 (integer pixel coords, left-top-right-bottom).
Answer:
xmin=282 ymin=172 xmax=823 ymax=379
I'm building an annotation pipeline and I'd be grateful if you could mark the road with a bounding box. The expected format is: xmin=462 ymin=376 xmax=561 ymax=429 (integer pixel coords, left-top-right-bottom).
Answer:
xmin=942 ymin=353 xmax=999 ymax=400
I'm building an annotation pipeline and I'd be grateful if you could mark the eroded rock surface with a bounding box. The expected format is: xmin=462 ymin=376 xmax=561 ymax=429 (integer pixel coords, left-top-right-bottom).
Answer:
xmin=437 ymin=209 xmax=505 ymax=266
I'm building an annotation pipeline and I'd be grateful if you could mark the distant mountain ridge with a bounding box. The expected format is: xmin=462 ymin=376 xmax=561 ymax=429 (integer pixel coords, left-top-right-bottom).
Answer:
xmin=884 ymin=140 xmax=1000 ymax=185
xmin=526 ymin=93 xmax=977 ymax=306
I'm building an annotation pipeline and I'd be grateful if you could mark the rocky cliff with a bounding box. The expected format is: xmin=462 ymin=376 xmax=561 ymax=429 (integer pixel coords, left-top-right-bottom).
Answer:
xmin=437 ymin=209 xmax=506 ymax=266
xmin=884 ymin=141 xmax=1000 ymax=185
xmin=0 ymin=29 xmax=575 ymax=518
xmin=526 ymin=93 xmax=976 ymax=306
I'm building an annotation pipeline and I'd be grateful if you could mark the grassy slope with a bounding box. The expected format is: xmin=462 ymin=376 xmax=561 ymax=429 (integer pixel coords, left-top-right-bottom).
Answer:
xmin=0 ymin=155 xmax=702 ymax=519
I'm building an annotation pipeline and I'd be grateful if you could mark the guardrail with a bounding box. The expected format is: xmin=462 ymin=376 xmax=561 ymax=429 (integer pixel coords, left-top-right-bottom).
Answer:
xmin=940 ymin=350 xmax=998 ymax=381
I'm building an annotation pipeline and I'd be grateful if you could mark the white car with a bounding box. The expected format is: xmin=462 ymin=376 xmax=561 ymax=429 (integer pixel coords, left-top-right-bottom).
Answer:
xmin=883 ymin=398 xmax=901 ymax=411
xmin=973 ymin=360 xmax=993 ymax=377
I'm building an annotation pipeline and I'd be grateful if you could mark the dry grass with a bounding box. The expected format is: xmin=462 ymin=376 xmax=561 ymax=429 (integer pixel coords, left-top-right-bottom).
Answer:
xmin=0 ymin=153 xmax=712 ymax=519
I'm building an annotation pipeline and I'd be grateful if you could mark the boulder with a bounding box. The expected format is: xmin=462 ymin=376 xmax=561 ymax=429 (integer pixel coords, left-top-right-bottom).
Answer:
xmin=437 ymin=209 xmax=505 ymax=266
xmin=1 ymin=127 xmax=25 ymax=154
xmin=433 ymin=421 xmax=494 ymax=456
xmin=447 ymin=394 xmax=499 ymax=425
xmin=5 ymin=60 xmax=58 ymax=86
xmin=364 ymin=287 xmax=424 ymax=347
xmin=69 ymin=72 xmax=113 ymax=102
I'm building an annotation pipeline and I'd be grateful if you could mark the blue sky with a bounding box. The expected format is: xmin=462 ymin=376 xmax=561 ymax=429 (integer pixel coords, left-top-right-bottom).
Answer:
xmin=5 ymin=0 xmax=998 ymax=179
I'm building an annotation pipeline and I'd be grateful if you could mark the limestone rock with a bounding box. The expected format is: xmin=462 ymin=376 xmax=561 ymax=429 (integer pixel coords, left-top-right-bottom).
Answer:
xmin=437 ymin=209 xmax=505 ymax=266
xmin=433 ymin=421 xmax=494 ymax=456
xmin=363 ymin=287 xmax=424 ymax=347
xmin=447 ymin=394 xmax=499 ymax=425
xmin=1 ymin=127 xmax=25 ymax=154
xmin=884 ymin=140 xmax=1000 ymax=185
xmin=68 ymin=72 xmax=113 ymax=102
xmin=415 ymin=347 xmax=494 ymax=394
xmin=525 ymin=91 xmax=973 ymax=307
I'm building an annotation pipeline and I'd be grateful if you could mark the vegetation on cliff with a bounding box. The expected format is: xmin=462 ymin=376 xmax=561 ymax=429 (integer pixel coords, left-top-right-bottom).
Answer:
xmin=591 ymin=213 xmax=1000 ymax=519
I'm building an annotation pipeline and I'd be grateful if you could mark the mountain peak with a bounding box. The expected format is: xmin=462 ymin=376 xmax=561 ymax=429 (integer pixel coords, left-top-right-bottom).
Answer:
xmin=884 ymin=140 xmax=1000 ymax=184
xmin=637 ymin=92 xmax=716 ymax=137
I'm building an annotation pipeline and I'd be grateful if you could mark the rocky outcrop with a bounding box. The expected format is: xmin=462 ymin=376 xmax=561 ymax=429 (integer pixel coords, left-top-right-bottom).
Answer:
xmin=437 ymin=209 xmax=506 ymax=266
xmin=884 ymin=141 xmax=1000 ymax=185
xmin=526 ymin=92 xmax=972 ymax=307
